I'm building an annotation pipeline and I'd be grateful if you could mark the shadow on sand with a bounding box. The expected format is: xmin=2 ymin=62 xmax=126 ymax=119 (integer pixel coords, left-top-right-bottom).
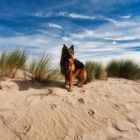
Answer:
xmin=13 ymin=80 xmax=64 ymax=91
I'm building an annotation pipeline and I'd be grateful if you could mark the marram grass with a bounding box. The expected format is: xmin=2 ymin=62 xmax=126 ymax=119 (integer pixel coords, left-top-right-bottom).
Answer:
xmin=107 ymin=59 xmax=140 ymax=80
xmin=85 ymin=61 xmax=107 ymax=82
xmin=0 ymin=49 xmax=28 ymax=78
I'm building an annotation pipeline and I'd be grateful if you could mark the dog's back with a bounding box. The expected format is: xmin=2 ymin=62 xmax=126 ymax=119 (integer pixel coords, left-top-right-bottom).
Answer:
xmin=74 ymin=59 xmax=87 ymax=84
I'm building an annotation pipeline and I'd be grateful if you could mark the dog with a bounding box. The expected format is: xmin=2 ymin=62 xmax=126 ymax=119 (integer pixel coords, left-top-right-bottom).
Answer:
xmin=60 ymin=44 xmax=87 ymax=92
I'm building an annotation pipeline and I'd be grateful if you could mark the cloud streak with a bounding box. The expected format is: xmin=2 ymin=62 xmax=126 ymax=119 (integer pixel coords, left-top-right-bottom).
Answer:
xmin=48 ymin=23 xmax=62 ymax=29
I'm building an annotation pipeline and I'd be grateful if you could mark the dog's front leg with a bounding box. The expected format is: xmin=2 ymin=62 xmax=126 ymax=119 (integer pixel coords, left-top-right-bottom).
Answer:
xmin=64 ymin=75 xmax=68 ymax=88
xmin=68 ymin=72 xmax=73 ymax=92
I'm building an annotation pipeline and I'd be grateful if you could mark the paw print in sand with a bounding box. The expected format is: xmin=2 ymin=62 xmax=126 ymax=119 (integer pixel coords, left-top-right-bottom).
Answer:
xmin=78 ymin=98 xmax=84 ymax=104
xmin=88 ymin=109 xmax=95 ymax=118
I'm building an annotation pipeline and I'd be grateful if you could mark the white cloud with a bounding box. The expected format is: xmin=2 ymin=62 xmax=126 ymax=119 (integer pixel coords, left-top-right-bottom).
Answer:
xmin=68 ymin=13 xmax=95 ymax=20
xmin=58 ymin=11 xmax=117 ymax=24
xmin=120 ymin=15 xmax=131 ymax=19
xmin=34 ymin=11 xmax=52 ymax=17
xmin=48 ymin=23 xmax=62 ymax=29
xmin=112 ymin=41 xmax=117 ymax=45
xmin=98 ymin=15 xmax=117 ymax=24
xmin=58 ymin=12 xmax=95 ymax=20
xmin=104 ymin=36 xmax=137 ymax=41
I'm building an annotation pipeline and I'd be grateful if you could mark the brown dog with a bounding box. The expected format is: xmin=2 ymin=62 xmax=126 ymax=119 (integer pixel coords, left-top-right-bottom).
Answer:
xmin=60 ymin=44 xmax=87 ymax=92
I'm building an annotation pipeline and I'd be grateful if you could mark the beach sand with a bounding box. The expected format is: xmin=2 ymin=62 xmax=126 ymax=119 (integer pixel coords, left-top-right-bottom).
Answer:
xmin=0 ymin=70 xmax=140 ymax=140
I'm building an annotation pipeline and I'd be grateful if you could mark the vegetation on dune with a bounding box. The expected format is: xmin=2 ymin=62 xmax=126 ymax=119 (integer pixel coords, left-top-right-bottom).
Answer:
xmin=0 ymin=49 xmax=61 ymax=83
xmin=85 ymin=61 xmax=95 ymax=82
xmin=107 ymin=59 xmax=140 ymax=80
xmin=29 ymin=54 xmax=51 ymax=82
xmin=28 ymin=54 xmax=61 ymax=83
xmin=85 ymin=61 xmax=107 ymax=82
xmin=0 ymin=49 xmax=28 ymax=78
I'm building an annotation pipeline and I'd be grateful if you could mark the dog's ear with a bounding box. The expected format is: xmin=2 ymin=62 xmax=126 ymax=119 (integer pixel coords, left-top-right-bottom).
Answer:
xmin=69 ymin=45 xmax=74 ymax=54
xmin=62 ymin=44 xmax=67 ymax=52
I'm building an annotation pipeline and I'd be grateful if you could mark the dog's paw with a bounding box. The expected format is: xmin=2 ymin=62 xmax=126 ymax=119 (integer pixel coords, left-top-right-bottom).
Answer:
xmin=68 ymin=88 xmax=73 ymax=92
xmin=78 ymin=85 xmax=83 ymax=88
xmin=77 ymin=83 xmax=83 ymax=88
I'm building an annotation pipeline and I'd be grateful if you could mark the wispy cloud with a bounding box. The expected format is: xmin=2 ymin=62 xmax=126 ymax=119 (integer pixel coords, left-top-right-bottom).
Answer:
xmin=34 ymin=11 xmax=52 ymax=17
xmin=120 ymin=15 xmax=131 ymax=19
xmin=58 ymin=11 xmax=117 ymax=23
xmin=58 ymin=12 xmax=95 ymax=20
xmin=48 ymin=23 xmax=62 ymax=29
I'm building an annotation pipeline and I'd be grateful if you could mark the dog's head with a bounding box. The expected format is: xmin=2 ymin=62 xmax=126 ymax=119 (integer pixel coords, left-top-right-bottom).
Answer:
xmin=60 ymin=44 xmax=75 ymax=74
xmin=62 ymin=44 xmax=74 ymax=60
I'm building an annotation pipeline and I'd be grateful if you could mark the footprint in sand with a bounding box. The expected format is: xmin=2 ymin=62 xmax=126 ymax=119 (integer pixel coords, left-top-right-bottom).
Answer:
xmin=114 ymin=120 xmax=135 ymax=132
xmin=87 ymin=109 xmax=95 ymax=118
xmin=78 ymin=98 xmax=84 ymax=104
xmin=104 ymin=94 xmax=110 ymax=98
xmin=127 ymin=115 xmax=140 ymax=131
xmin=22 ymin=125 xmax=32 ymax=135
xmin=80 ymin=89 xmax=86 ymax=94
xmin=50 ymin=104 xmax=57 ymax=110
xmin=113 ymin=103 xmax=120 ymax=110
xmin=74 ymin=135 xmax=83 ymax=140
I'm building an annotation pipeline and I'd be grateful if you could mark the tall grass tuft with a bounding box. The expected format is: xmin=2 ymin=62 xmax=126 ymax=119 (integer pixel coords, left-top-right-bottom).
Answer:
xmin=85 ymin=61 xmax=107 ymax=82
xmin=0 ymin=51 xmax=8 ymax=76
xmin=85 ymin=61 xmax=95 ymax=82
xmin=93 ymin=62 xmax=104 ymax=79
xmin=106 ymin=60 xmax=121 ymax=78
xmin=29 ymin=54 xmax=51 ymax=82
xmin=0 ymin=49 xmax=28 ymax=78
xmin=107 ymin=59 xmax=140 ymax=80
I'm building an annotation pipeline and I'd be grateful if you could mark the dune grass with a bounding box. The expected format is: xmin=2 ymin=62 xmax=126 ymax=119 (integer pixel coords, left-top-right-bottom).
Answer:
xmin=85 ymin=61 xmax=95 ymax=82
xmin=85 ymin=61 xmax=107 ymax=82
xmin=107 ymin=59 xmax=140 ymax=80
xmin=0 ymin=49 xmax=28 ymax=78
xmin=0 ymin=49 xmax=60 ymax=83
xmin=29 ymin=54 xmax=51 ymax=82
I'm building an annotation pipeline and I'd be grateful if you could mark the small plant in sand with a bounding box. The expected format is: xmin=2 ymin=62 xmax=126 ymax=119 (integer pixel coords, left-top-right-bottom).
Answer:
xmin=0 ymin=49 xmax=28 ymax=78
xmin=85 ymin=61 xmax=107 ymax=82
xmin=107 ymin=59 xmax=140 ymax=80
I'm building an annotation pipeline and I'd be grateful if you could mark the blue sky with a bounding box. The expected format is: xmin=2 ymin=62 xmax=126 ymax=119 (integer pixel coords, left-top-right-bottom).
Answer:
xmin=0 ymin=0 xmax=140 ymax=65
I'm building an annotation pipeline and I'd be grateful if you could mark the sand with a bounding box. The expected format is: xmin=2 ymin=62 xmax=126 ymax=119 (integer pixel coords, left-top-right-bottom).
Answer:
xmin=0 ymin=70 xmax=140 ymax=140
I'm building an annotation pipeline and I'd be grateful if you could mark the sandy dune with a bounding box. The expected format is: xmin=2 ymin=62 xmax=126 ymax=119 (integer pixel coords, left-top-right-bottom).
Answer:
xmin=0 ymin=71 xmax=140 ymax=140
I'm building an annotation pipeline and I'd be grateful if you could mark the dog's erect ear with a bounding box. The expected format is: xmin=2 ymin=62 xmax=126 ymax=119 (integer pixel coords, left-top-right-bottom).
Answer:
xmin=62 ymin=44 xmax=67 ymax=52
xmin=69 ymin=45 xmax=74 ymax=54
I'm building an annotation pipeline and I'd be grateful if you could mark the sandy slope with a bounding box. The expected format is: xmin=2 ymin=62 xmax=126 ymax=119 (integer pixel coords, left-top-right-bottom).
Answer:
xmin=0 ymin=72 xmax=140 ymax=140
